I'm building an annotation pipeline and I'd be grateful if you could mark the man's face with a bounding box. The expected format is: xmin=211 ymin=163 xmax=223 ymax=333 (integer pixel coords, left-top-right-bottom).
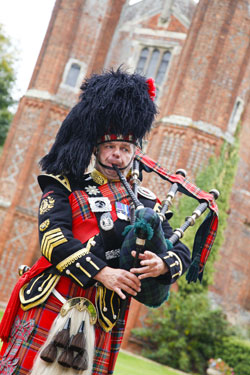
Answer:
xmin=95 ymin=141 xmax=135 ymax=180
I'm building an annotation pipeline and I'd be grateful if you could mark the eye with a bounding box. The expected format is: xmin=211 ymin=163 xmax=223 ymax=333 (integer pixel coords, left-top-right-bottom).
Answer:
xmin=122 ymin=147 xmax=130 ymax=152
xmin=105 ymin=144 xmax=113 ymax=149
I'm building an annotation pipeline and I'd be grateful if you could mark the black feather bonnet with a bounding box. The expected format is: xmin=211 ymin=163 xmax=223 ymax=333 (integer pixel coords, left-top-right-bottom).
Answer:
xmin=39 ymin=67 xmax=157 ymax=178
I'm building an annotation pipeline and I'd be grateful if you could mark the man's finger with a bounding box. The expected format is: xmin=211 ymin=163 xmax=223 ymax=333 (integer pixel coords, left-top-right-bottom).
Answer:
xmin=130 ymin=266 xmax=150 ymax=274
xmin=138 ymin=272 xmax=153 ymax=280
xmin=114 ymin=287 xmax=126 ymax=300
xmin=131 ymin=250 xmax=145 ymax=259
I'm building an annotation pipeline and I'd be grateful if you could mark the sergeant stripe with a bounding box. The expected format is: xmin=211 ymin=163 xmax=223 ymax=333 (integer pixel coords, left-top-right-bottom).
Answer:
xmin=41 ymin=228 xmax=67 ymax=261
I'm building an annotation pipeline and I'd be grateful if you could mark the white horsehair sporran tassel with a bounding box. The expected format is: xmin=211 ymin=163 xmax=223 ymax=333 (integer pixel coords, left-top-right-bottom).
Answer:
xmin=31 ymin=295 xmax=96 ymax=375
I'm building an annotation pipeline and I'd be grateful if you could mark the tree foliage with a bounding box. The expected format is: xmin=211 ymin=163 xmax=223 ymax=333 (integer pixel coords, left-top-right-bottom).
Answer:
xmin=171 ymin=133 xmax=240 ymax=295
xmin=132 ymin=291 xmax=232 ymax=374
xmin=0 ymin=24 xmax=16 ymax=146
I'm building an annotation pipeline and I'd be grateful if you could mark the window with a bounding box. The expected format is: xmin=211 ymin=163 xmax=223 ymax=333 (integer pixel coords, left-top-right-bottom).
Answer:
xmin=136 ymin=47 xmax=171 ymax=99
xmin=155 ymin=51 xmax=171 ymax=84
xmin=65 ymin=63 xmax=81 ymax=87
xmin=228 ymin=97 xmax=244 ymax=135
xmin=136 ymin=48 xmax=149 ymax=73
xmin=146 ymin=49 xmax=160 ymax=77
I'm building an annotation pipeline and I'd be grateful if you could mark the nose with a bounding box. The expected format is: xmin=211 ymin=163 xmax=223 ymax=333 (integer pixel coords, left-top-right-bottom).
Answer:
xmin=112 ymin=147 xmax=121 ymax=158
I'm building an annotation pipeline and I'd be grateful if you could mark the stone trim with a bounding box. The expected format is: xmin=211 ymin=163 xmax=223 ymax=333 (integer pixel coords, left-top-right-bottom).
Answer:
xmin=161 ymin=115 xmax=234 ymax=144
xmin=120 ymin=25 xmax=187 ymax=40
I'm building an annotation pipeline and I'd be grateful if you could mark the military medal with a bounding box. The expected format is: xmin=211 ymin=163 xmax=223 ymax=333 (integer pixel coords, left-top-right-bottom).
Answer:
xmin=115 ymin=202 xmax=130 ymax=221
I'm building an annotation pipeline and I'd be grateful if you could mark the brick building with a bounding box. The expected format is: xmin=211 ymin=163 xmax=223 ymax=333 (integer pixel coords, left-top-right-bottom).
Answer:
xmin=0 ymin=0 xmax=249 ymax=347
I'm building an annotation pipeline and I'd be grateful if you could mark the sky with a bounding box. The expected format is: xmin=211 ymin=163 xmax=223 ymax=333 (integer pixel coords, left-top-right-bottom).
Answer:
xmin=0 ymin=0 xmax=56 ymax=102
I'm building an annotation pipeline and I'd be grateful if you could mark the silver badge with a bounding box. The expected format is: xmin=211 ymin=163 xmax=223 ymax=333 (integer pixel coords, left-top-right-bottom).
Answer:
xmin=105 ymin=248 xmax=120 ymax=260
xmin=137 ymin=186 xmax=156 ymax=200
xmin=100 ymin=213 xmax=114 ymax=231
xmin=85 ymin=185 xmax=99 ymax=196
xmin=89 ymin=197 xmax=112 ymax=212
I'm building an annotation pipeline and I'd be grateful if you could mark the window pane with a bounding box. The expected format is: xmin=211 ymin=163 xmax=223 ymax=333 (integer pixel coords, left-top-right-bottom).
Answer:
xmin=155 ymin=51 xmax=171 ymax=84
xmin=136 ymin=48 xmax=149 ymax=73
xmin=65 ymin=63 xmax=81 ymax=87
xmin=146 ymin=49 xmax=160 ymax=77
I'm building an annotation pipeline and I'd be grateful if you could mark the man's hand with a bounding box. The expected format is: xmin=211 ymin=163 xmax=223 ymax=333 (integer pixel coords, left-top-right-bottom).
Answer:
xmin=130 ymin=250 xmax=169 ymax=279
xmin=94 ymin=266 xmax=141 ymax=299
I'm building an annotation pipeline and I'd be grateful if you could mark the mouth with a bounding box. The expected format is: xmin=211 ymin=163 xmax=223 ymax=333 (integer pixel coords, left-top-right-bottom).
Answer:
xmin=106 ymin=161 xmax=122 ymax=169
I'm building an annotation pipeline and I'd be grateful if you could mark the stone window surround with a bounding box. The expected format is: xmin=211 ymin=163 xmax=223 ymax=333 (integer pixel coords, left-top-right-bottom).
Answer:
xmin=227 ymin=96 xmax=244 ymax=136
xmin=129 ymin=40 xmax=175 ymax=101
xmin=60 ymin=58 xmax=87 ymax=93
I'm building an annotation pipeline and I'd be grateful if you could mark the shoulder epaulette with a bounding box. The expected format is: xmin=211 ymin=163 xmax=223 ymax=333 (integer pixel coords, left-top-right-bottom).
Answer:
xmin=38 ymin=174 xmax=72 ymax=192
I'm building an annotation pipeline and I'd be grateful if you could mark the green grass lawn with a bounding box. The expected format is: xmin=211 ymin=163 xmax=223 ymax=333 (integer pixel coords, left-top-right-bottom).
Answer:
xmin=114 ymin=351 xmax=189 ymax=375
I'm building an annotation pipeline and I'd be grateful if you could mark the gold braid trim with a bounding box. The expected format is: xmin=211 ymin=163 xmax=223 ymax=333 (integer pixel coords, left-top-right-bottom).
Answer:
xmin=20 ymin=275 xmax=60 ymax=309
xmin=41 ymin=174 xmax=72 ymax=192
xmin=164 ymin=250 xmax=183 ymax=277
xmin=96 ymin=285 xmax=116 ymax=332
xmin=56 ymin=236 xmax=96 ymax=272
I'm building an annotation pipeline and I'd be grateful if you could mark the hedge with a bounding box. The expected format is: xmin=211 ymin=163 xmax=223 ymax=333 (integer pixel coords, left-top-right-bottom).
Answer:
xmin=216 ymin=336 xmax=250 ymax=375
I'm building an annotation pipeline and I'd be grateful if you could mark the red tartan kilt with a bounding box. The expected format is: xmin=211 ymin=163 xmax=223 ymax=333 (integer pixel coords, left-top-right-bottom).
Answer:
xmin=0 ymin=277 xmax=127 ymax=375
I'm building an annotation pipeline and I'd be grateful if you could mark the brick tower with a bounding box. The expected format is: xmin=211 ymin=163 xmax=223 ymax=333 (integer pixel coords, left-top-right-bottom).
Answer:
xmin=0 ymin=0 xmax=249 ymax=344
xmin=144 ymin=0 xmax=250 ymax=326
xmin=0 ymin=0 xmax=126 ymax=302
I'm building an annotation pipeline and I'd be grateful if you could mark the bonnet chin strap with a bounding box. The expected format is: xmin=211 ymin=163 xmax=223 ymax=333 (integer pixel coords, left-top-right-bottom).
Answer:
xmin=96 ymin=159 xmax=129 ymax=171
xmin=135 ymin=147 xmax=219 ymax=283
xmin=96 ymin=147 xmax=135 ymax=172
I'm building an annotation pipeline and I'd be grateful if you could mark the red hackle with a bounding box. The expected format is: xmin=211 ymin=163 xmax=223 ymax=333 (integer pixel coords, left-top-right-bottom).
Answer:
xmin=146 ymin=78 xmax=156 ymax=101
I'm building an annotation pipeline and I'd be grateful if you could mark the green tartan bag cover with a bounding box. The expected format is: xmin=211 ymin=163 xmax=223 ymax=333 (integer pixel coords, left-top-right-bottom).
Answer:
xmin=120 ymin=207 xmax=172 ymax=307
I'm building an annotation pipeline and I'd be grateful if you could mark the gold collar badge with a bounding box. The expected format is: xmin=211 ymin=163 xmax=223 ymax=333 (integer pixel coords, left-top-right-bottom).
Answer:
xmin=91 ymin=169 xmax=108 ymax=185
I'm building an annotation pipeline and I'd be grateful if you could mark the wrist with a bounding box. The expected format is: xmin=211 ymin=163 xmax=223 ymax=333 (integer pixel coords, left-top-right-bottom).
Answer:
xmin=93 ymin=266 xmax=109 ymax=283
xmin=160 ymin=261 xmax=169 ymax=275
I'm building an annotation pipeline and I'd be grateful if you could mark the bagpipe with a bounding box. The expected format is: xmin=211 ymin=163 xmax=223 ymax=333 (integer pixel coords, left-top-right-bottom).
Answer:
xmin=113 ymin=148 xmax=219 ymax=327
